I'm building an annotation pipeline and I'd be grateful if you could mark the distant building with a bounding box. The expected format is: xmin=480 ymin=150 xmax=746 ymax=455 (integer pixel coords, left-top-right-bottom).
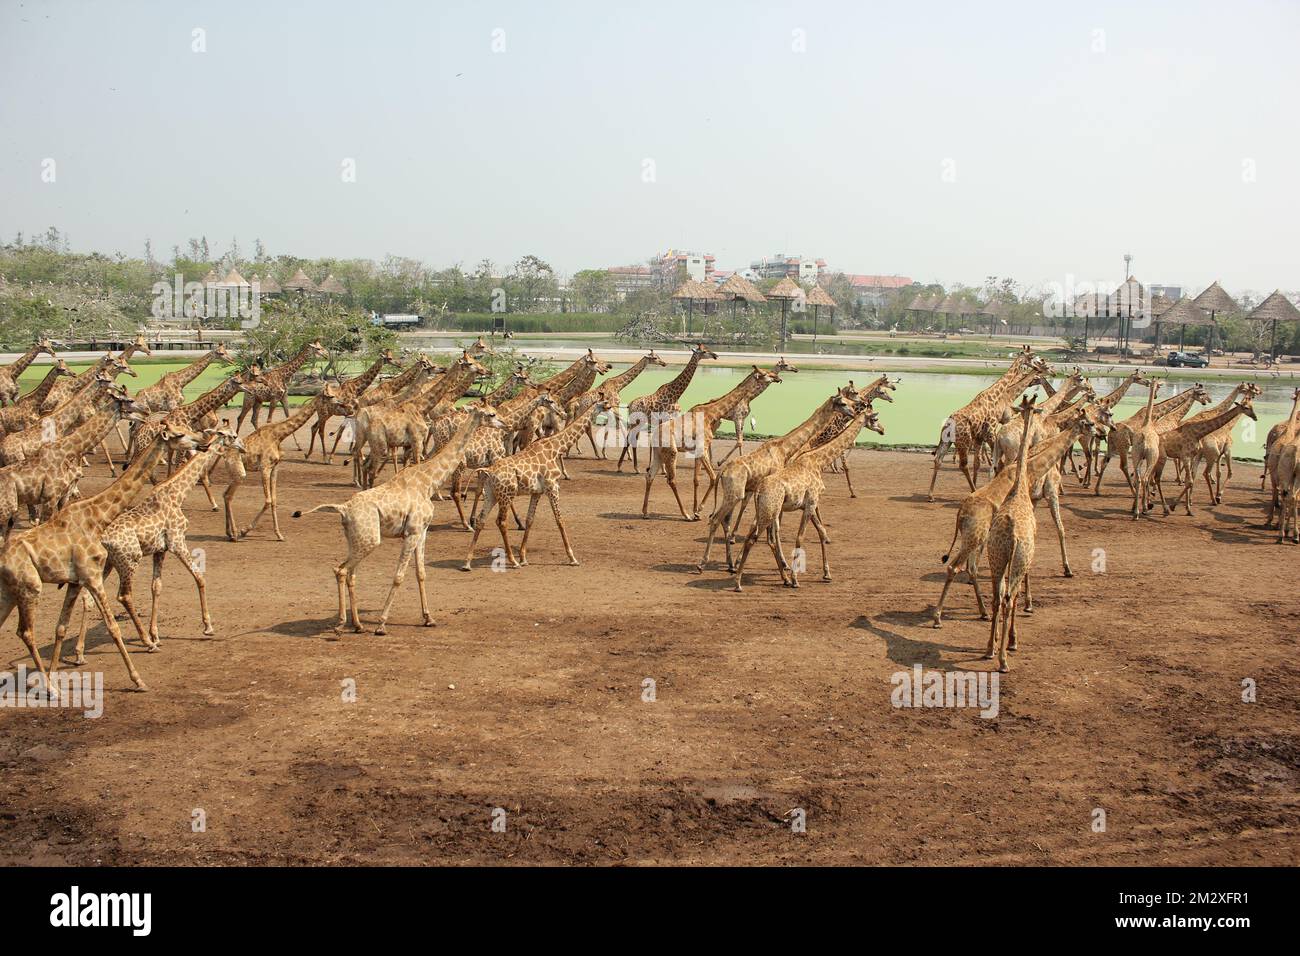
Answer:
xmin=750 ymin=254 xmax=828 ymax=282
xmin=842 ymin=274 xmax=915 ymax=310
xmin=1149 ymin=284 xmax=1183 ymax=302
xmin=656 ymin=249 xmax=715 ymax=284
xmin=606 ymin=265 xmax=656 ymax=299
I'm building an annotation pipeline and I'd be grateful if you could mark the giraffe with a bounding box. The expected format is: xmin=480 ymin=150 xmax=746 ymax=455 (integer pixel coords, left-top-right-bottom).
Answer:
xmin=731 ymin=402 xmax=884 ymax=592
xmin=0 ymin=360 xmax=74 ymax=433
xmin=616 ymin=344 xmax=718 ymax=472
xmin=304 ymin=348 xmax=402 ymax=462
xmin=351 ymin=351 xmax=488 ymax=488
xmin=931 ymin=403 xmax=1111 ymax=627
xmin=76 ymin=425 xmax=245 ymax=657
xmin=1275 ymin=423 xmax=1300 ymax=544
xmin=1174 ymin=382 xmax=1262 ymax=504
xmin=0 ymin=335 xmax=58 ymax=405
xmin=1264 ymin=388 xmax=1300 ymax=529
xmin=483 ymin=363 xmax=535 ymax=406
xmin=984 ymin=395 xmax=1041 ymax=672
xmin=1067 ymin=368 xmax=1149 ymax=484
xmin=0 ymin=385 xmax=148 ymax=538
xmin=131 ymin=343 xmax=234 ymax=415
xmin=41 ymin=336 xmax=149 ymax=414
xmin=641 ymin=365 xmax=784 ymax=520
xmin=718 ymin=356 xmax=800 ymax=463
xmin=991 ymin=368 xmax=1090 ymax=471
xmin=0 ymin=423 xmax=198 ymax=694
xmin=222 ymin=385 xmax=352 ymax=542
xmin=696 ymin=388 xmax=858 ymax=573
xmin=462 ymin=389 xmax=614 ymax=571
xmin=926 ymin=346 xmax=1052 ymax=500
xmin=0 ymin=370 xmax=122 ymax=467
xmin=1093 ymin=382 xmax=1209 ymax=496
xmin=294 ymin=404 xmax=504 ymax=633
xmin=806 ymin=375 xmax=897 ymax=498
xmin=356 ymin=352 xmax=439 ymax=410
xmin=234 ymin=339 xmax=329 ymax=437
xmin=1123 ymin=379 xmax=1166 ymax=520
xmin=1149 ymin=398 xmax=1257 ymax=516
xmin=575 ymin=351 xmax=666 ymax=459
xmin=516 ymin=351 xmax=611 ymax=455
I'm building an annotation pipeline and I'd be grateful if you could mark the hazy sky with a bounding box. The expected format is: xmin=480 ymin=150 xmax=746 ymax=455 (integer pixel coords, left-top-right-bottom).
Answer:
xmin=2 ymin=0 xmax=1297 ymax=293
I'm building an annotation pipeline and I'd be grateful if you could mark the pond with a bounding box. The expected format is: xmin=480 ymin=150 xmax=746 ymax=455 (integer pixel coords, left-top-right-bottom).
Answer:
xmin=21 ymin=361 xmax=1290 ymax=460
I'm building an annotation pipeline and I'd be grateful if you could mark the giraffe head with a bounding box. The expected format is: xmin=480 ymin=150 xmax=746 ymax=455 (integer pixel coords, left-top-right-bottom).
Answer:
xmin=307 ymin=339 xmax=329 ymax=361
xmin=579 ymin=350 xmax=612 ymax=376
xmin=158 ymin=422 xmax=200 ymax=456
xmin=467 ymin=400 xmax=506 ymax=430
xmin=750 ymin=364 xmax=783 ymax=387
xmin=50 ymin=359 xmax=73 ymax=379
xmin=104 ymin=382 xmax=150 ymax=423
xmin=36 ymin=335 xmax=58 ymax=358
xmin=200 ymin=423 xmax=244 ymax=454
xmin=1131 ymin=369 xmax=1156 ymax=388
xmin=467 ymin=336 xmax=496 ymax=357
xmin=131 ymin=332 xmax=152 ymax=356
xmin=774 ymin=356 xmax=799 ymax=374
xmin=504 ymin=363 xmax=534 ymax=389
xmin=1188 ymin=382 xmax=1212 ymax=407
xmin=861 ymin=407 xmax=886 ymax=437
xmin=829 ymin=387 xmax=857 ymax=417
xmin=453 ymin=350 xmax=491 ymax=382
xmin=692 ymin=344 xmax=719 ymax=362
xmin=234 ymin=364 xmax=265 ymax=392
xmin=415 ymin=353 xmax=438 ymax=373
xmin=1234 ymin=396 xmax=1258 ymax=422
xmin=213 ymin=342 xmax=234 ymax=363
xmin=381 ymin=348 xmax=402 ymax=368
xmin=872 ymin=376 xmax=899 ymax=404
xmin=109 ymin=352 xmax=137 ymax=378
xmin=1076 ymin=379 xmax=1097 ymax=403
xmin=1240 ymin=382 xmax=1263 ymax=401
xmin=645 ymin=350 xmax=668 ymax=369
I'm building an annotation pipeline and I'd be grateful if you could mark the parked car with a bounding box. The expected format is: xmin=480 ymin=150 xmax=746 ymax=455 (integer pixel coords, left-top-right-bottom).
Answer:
xmin=1166 ymin=350 xmax=1209 ymax=368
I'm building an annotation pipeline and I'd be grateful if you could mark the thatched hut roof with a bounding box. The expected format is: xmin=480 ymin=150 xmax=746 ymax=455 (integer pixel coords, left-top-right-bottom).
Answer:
xmin=908 ymin=293 xmax=935 ymax=312
xmin=765 ymin=276 xmax=803 ymax=300
xmin=716 ymin=273 xmax=766 ymax=303
xmin=804 ymin=284 xmax=837 ymax=309
xmin=201 ymin=269 xmax=220 ymax=286
xmin=1245 ymin=290 xmax=1300 ymax=325
xmin=318 ymin=274 xmax=348 ymax=295
xmin=979 ymin=299 xmax=1009 ymax=317
xmin=936 ymin=294 xmax=966 ymax=314
xmin=251 ymin=273 xmax=281 ymax=294
xmin=1193 ymin=281 xmax=1237 ymax=314
xmin=1157 ymin=297 xmax=1213 ymax=327
xmin=671 ymin=279 xmax=721 ymax=301
xmin=282 ymin=268 xmax=318 ymax=293
xmin=220 ymin=268 xmax=250 ymax=287
xmin=1149 ymin=293 xmax=1176 ymax=317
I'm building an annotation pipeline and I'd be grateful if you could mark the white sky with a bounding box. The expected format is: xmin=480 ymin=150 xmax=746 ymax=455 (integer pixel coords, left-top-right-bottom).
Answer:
xmin=2 ymin=0 xmax=1297 ymax=294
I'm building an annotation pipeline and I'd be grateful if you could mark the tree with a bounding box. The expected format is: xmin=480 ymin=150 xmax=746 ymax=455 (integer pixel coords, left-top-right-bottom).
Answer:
xmin=571 ymin=269 xmax=615 ymax=313
xmin=507 ymin=255 xmax=556 ymax=312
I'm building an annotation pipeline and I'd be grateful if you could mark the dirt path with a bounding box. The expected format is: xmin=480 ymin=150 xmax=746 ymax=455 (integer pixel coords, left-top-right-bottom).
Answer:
xmin=0 ymin=430 xmax=1296 ymax=865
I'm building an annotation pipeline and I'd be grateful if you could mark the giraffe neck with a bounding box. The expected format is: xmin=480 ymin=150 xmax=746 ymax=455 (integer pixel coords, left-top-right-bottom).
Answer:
xmin=375 ymin=361 xmax=425 ymax=397
xmin=1191 ymin=384 xmax=1243 ymax=422
xmin=153 ymin=444 xmax=224 ymax=505
xmin=168 ymin=349 xmax=219 ymax=389
xmin=806 ymin=407 xmax=874 ymax=466
xmin=602 ymin=357 xmax=652 ymax=394
xmin=540 ymin=355 xmax=592 ymax=391
xmin=20 ymin=366 xmax=65 ymax=406
xmin=1152 ymin=388 xmax=1200 ymax=423
xmin=184 ymin=375 xmax=244 ymax=421
xmin=700 ymin=371 xmax=765 ymax=421
xmin=340 ymin=354 xmax=388 ymax=398
xmin=1026 ymin=418 xmax=1092 ymax=481
xmin=118 ymin=342 xmax=145 ymax=363
xmin=5 ymin=344 xmax=43 ymax=378
xmin=772 ymin=399 xmax=845 ymax=457
xmin=52 ymin=384 xmax=107 ymax=428
xmin=58 ymin=402 xmax=128 ymax=459
xmin=496 ymin=391 xmax=549 ymax=430
xmin=484 ymin=374 xmax=525 ymax=404
xmin=976 ymin=370 xmax=1041 ymax=420
xmin=81 ymin=436 xmax=171 ymax=524
xmin=654 ymin=352 xmax=704 ymax=406
xmin=264 ymin=344 xmax=314 ymax=387
xmin=418 ymin=365 xmax=476 ymax=413
xmin=537 ymin=404 xmax=602 ymax=457
xmin=1178 ymin=404 xmax=1247 ymax=442
xmin=1010 ymin=406 xmax=1034 ymax=495
xmin=73 ymin=355 xmax=113 ymax=382
xmin=265 ymin=395 xmax=322 ymax=441
xmin=1098 ymin=374 xmax=1140 ymax=410
xmin=406 ymin=413 xmax=482 ymax=494
xmin=1040 ymin=380 xmax=1082 ymax=414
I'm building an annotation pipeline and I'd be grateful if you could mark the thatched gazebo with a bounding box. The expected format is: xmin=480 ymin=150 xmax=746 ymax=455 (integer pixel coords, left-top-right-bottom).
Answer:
xmin=765 ymin=275 xmax=804 ymax=346
xmin=935 ymin=293 xmax=965 ymax=333
xmin=1157 ymin=297 xmax=1213 ymax=353
xmin=804 ymin=283 xmax=837 ymax=345
xmin=1192 ymin=281 xmax=1238 ymax=354
xmin=282 ymin=268 xmax=318 ymax=295
xmin=251 ymin=273 xmax=281 ymax=295
xmin=318 ymin=274 xmax=347 ymax=296
xmin=979 ymin=299 xmax=1009 ymax=338
xmin=715 ymin=273 xmax=767 ymax=324
xmin=670 ymin=278 xmax=721 ymax=336
xmin=1245 ymin=290 xmax=1300 ymax=361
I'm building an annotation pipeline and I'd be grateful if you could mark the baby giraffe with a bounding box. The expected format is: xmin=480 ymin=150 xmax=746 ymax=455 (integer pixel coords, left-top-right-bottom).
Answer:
xmin=985 ymin=395 xmax=1040 ymax=672
xmin=295 ymin=403 xmax=504 ymax=634
xmin=79 ymin=425 xmax=244 ymax=657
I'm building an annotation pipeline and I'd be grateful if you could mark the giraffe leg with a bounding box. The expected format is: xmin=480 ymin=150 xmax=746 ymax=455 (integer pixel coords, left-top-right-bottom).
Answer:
xmin=495 ymin=496 xmax=522 ymax=568
xmin=199 ymin=468 xmax=219 ymax=511
xmin=414 ymin=535 xmax=433 ymax=626
xmin=787 ymin=509 xmax=810 ymax=588
xmin=968 ymin=553 xmax=989 ymax=620
xmin=516 ymin=494 xmax=542 ymax=566
xmin=168 ymin=536 xmax=213 ymax=636
xmin=283 ymin=396 xmax=304 ymax=451
xmin=50 ymin=582 xmax=84 ymax=670
xmin=693 ymin=452 xmax=717 ymax=521
xmin=145 ymin=551 xmax=165 ymax=647
xmin=547 ymin=486 xmax=579 ymax=566
xmin=1044 ymin=482 xmax=1071 ymax=576
xmin=462 ymin=483 xmax=496 ymax=570
xmin=375 ymin=529 xmax=426 ymax=635
xmin=810 ymin=506 xmax=831 ymax=581
xmin=640 ymin=447 xmax=660 ymax=517
xmin=1021 ymin=573 xmax=1032 ymax=616
xmin=660 ymin=453 xmax=690 ymax=521
xmin=985 ymin=574 xmax=1004 ymax=660
xmin=269 ymin=463 xmax=285 ymax=540
xmin=240 ymin=469 xmax=275 ymax=538
xmin=1001 ymin=594 xmax=1018 ymax=670
xmin=841 ymin=452 xmax=856 ymax=498
xmin=85 ymin=576 xmax=147 ymax=690
xmin=223 ymin=474 xmax=243 ymax=541
xmin=111 ymin=553 xmax=148 ymax=647
xmin=11 ymin=590 xmax=57 ymax=698
xmin=731 ymin=516 xmax=763 ymax=592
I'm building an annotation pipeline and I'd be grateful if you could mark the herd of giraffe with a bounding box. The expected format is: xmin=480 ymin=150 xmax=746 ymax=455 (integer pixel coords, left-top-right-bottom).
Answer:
xmin=928 ymin=345 xmax=1298 ymax=669
xmin=0 ymin=335 xmax=1293 ymax=696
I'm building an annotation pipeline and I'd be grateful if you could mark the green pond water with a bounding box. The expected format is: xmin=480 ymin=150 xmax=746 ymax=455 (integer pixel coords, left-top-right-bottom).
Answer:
xmin=21 ymin=361 xmax=1290 ymax=459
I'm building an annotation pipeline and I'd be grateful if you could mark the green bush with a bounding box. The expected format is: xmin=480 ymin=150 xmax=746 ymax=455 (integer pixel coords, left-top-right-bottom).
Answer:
xmin=436 ymin=313 xmax=624 ymax=334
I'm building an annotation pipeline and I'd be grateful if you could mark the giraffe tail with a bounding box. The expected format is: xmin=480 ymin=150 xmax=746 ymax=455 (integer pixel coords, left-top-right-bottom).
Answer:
xmin=292 ymin=503 xmax=345 ymax=518
xmin=940 ymin=516 xmax=961 ymax=564
xmin=934 ymin=418 xmax=955 ymax=460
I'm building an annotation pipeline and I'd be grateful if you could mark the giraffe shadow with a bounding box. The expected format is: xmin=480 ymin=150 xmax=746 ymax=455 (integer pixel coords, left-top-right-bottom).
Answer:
xmin=891 ymin=494 xmax=944 ymax=505
xmin=598 ymin=512 xmax=689 ymax=522
xmin=1207 ymin=526 xmax=1271 ymax=546
xmin=259 ymin=617 xmax=346 ymax=639
xmin=850 ymin=612 xmax=986 ymax=670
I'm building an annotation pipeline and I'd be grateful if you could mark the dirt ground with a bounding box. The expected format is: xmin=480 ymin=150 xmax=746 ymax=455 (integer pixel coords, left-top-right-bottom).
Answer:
xmin=1 ymin=425 xmax=1296 ymax=866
